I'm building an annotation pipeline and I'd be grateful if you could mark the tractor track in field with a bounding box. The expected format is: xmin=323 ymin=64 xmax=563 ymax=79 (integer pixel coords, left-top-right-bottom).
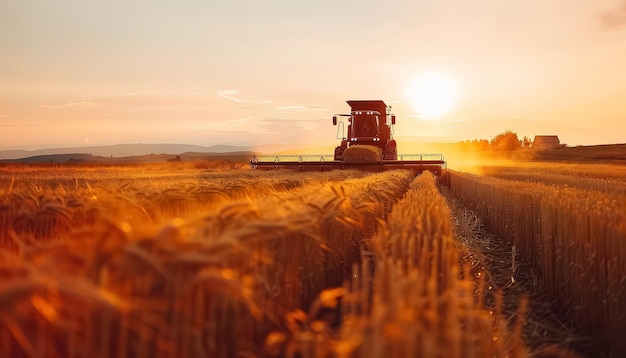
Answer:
xmin=441 ymin=186 xmax=589 ymax=357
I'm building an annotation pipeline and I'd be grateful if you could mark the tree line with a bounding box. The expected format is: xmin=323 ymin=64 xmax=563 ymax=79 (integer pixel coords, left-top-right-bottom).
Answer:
xmin=458 ymin=130 xmax=532 ymax=153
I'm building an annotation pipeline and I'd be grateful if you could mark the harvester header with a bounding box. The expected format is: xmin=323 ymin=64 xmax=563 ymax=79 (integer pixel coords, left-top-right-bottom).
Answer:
xmin=250 ymin=100 xmax=445 ymax=173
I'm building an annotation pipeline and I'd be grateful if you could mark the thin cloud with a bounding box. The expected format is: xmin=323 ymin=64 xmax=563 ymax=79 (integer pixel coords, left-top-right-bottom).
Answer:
xmin=275 ymin=105 xmax=331 ymax=113
xmin=208 ymin=116 xmax=256 ymax=131
xmin=225 ymin=115 xmax=254 ymax=127
xmin=407 ymin=114 xmax=435 ymax=120
xmin=216 ymin=89 xmax=271 ymax=104
xmin=407 ymin=114 xmax=461 ymax=121
xmin=1 ymin=121 xmax=24 ymax=127
xmin=40 ymin=101 xmax=102 ymax=109
xmin=121 ymin=90 xmax=207 ymax=97
xmin=261 ymin=118 xmax=325 ymax=131
xmin=406 ymin=115 xmax=540 ymax=123
xmin=600 ymin=2 xmax=626 ymax=29
xmin=55 ymin=90 xmax=211 ymax=108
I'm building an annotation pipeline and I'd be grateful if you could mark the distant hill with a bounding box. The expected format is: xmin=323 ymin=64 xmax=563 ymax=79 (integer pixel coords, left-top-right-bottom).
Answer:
xmin=0 ymin=144 xmax=250 ymax=160
xmin=0 ymin=151 xmax=259 ymax=164
xmin=0 ymin=143 xmax=307 ymax=161
xmin=8 ymin=153 xmax=103 ymax=163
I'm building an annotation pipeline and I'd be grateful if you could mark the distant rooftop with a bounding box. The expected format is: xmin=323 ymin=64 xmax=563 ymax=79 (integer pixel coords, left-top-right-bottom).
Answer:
xmin=533 ymin=135 xmax=561 ymax=149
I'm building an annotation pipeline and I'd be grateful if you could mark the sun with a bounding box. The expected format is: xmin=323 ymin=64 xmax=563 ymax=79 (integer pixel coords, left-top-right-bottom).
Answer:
xmin=407 ymin=71 xmax=459 ymax=119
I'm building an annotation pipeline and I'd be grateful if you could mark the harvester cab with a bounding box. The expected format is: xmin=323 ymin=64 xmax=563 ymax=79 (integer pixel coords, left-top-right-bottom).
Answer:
xmin=250 ymin=99 xmax=445 ymax=173
xmin=332 ymin=100 xmax=397 ymax=161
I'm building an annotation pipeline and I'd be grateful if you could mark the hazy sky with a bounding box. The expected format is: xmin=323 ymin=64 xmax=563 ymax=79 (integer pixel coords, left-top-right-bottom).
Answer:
xmin=1 ymin=0 xmax=625 ymax=149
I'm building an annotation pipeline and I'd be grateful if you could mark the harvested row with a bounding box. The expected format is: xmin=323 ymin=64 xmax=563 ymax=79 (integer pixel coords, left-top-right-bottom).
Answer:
xmin=0 ymin=169 xmax=414 ymax=357
xmin=446 ymin=170 xmax=626 ymax=356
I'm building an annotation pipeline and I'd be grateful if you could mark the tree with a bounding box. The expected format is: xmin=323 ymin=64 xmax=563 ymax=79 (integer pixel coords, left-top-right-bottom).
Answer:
xmin=491 ymin=130 xmax=522 ymax=151
xmin=475 ymin=139 xmax=491 ymax=152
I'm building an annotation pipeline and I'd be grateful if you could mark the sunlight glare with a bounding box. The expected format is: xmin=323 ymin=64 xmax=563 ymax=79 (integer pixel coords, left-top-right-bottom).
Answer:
xmin=407 ymin=72 xmax=459 ymax=119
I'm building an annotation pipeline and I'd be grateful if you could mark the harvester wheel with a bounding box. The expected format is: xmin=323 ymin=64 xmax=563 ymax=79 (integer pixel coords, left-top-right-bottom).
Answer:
xmin=334 ymin=145 xmax=346 ymax=161
xmin=383 ymin=140 xmax=397 ymax=160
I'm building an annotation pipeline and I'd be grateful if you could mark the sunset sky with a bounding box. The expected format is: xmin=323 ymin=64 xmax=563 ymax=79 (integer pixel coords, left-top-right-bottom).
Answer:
xmin=1 ymin=0 xmax=625 ymax=150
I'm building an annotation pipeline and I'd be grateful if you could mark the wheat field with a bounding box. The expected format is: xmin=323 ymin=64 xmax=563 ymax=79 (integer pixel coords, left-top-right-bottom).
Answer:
xmin=0 ymin=161 xmax=621 ymax=357
xmin=445 ymin=165 xmax=625 ymax=356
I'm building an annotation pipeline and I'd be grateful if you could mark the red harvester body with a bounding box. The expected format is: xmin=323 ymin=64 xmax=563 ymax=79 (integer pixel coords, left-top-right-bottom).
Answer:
xmin=250 ymin=100 xmax=445 ymax=173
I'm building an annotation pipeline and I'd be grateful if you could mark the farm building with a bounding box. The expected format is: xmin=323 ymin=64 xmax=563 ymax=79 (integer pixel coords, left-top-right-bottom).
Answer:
xmin=532 ymin=135 xmax=561 ymax=149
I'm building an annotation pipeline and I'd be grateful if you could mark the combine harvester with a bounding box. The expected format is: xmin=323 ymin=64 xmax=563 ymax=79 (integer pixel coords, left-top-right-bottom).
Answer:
xmin=250 ymin=100 xmax=445 ymax=173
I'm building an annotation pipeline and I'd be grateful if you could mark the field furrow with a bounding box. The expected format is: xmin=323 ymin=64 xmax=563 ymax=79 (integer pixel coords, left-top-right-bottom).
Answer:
xmin=271 ymin=171 xmax=533 ymax=357
xmin=446 ymin=170 xmax=626 ymax=356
